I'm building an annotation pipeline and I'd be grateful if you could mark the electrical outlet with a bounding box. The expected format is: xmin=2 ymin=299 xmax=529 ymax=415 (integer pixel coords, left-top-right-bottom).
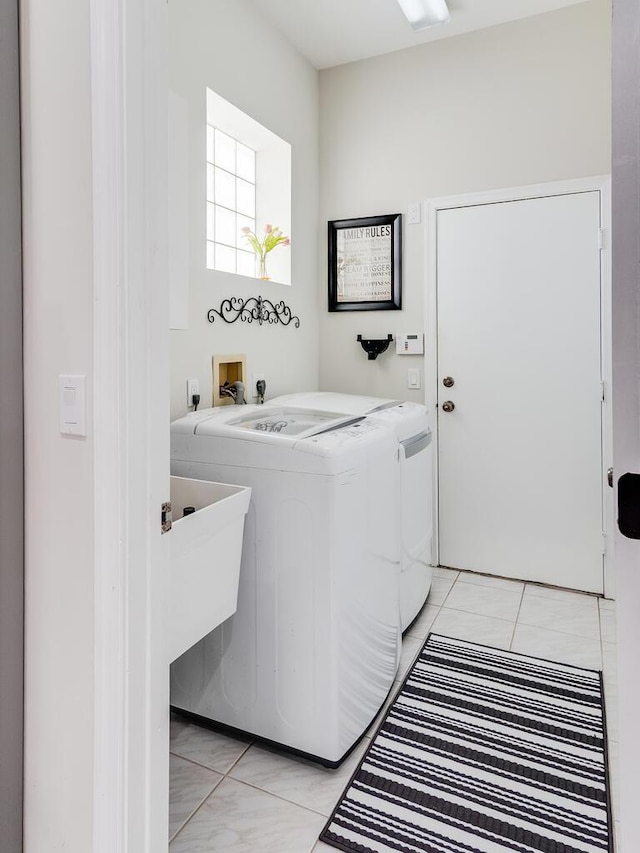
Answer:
xmin=407 ymin=202 xmax=421 ymax=225
xmin=187 ymin=378 xmax=200 ymax=406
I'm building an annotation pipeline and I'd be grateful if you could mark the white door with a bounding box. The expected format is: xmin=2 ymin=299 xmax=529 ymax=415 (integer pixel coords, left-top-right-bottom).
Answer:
xmin=436 ymin=190 xmax=605 ymax=593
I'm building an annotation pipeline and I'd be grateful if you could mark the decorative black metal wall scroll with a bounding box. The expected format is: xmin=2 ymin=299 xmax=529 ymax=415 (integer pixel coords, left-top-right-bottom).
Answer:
xmin=207 ymin=296 xmax=300 ymax=328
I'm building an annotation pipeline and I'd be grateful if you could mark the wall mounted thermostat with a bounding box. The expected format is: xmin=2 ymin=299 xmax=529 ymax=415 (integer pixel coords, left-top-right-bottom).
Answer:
xmin=396 ymin=334 xmax=424 ymax=355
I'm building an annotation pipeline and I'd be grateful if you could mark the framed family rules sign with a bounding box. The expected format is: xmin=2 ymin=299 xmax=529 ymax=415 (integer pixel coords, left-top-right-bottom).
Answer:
xmin=328 ymin=213 xmax=402 ymax=312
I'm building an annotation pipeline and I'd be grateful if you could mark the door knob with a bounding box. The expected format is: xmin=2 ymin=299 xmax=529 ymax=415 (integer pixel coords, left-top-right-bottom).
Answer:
xmin=443 ymin=376 xmax=455 ymax=387
xmin=442 ymin=401 xmax=455 ymax=413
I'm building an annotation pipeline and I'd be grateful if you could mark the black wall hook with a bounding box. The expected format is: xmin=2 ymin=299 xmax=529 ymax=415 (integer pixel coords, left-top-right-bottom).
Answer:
xmin=357 ymin=334 xmax=393 ymax=360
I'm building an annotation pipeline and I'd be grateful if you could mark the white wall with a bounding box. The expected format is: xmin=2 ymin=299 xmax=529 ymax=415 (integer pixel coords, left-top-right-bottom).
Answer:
xmin=318 ymin=0 xmax=611 ymax=400
xmin=20 ymin=0 xmax=95 ymax=849
xmin=169 ymin=0 xmax=320 ymax=420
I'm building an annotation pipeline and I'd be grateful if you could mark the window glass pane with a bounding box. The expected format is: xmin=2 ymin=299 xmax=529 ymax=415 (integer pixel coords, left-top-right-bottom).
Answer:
xmin=236 ymin=178 xmax=255 ymax=217
xmin=236 ymin=143 xmax=255 ymax=183
xmin=205 ymin=116 xmax=263 ymax=279
xmin=214 ymin=243 xmax=236 ymax=274
xmin=215 ymin=205 xmax=236 ymax=247
xmin=214 ymin=129 xmax=235 ymax=173
xmin=206 ymin=164 xmax=214 ymax=202
xmin=214 ymin=167 xmax=235 ymax=210
xmin=206 ymin=202 xmax=215 ymax=241
xmin=236 ymin=214 xmax=255 ymax=249
xmin=237 ymin=250 xmax=255 ymax=278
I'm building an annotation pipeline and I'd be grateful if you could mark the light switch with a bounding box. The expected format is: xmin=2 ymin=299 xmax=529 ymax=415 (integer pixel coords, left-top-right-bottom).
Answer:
xmin=59 ymin=374 xmax=87 ymax=436
xmin=407 ymin=368 xmax=421 ymax=390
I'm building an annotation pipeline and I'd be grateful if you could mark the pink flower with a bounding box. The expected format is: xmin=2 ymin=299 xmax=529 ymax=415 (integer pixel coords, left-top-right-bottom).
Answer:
xmin=264 ymin=224 xmax=273 ymax=233
xmin=282 ymin=238 xmax=291 ymax=246
xmin=240 ymin=226 xmax=251 ymax=234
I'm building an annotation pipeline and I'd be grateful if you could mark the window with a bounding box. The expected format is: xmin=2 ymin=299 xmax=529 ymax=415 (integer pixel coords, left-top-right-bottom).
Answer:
xmin=206 ymin=88 xmax=292 ymax=285
xmin=206 ymin=127 xmax=257 ymax=277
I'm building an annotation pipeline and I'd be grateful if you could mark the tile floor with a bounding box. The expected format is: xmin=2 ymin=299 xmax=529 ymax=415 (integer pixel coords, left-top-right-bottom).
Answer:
xmin=169 ymin=567 xmax=619 ymax=851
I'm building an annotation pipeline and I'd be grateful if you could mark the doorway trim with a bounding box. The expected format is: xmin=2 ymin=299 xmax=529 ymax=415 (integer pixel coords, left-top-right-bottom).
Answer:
xmin=90 ymin=1 xmax=169 ymax=850
xmin=424 ymin=176 xmax=613 ymax=597
xmin=0 ymin=0 xmax=24 ymax=848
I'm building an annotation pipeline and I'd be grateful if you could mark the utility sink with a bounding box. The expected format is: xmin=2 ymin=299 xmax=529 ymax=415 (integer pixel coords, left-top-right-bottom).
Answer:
xmin=168 ymin=475 xmax=251 ymax=663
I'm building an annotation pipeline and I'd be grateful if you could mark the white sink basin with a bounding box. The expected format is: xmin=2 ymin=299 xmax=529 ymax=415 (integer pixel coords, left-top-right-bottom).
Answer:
xmin=168 ymin=476 xmax=251 ymax=663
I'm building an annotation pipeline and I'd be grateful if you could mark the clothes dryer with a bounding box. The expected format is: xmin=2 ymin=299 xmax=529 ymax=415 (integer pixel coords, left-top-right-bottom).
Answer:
xmin=170 ymin=405 xmax=401 ymax=765
xmin=270 ymin=392 xmax=433 ymax=630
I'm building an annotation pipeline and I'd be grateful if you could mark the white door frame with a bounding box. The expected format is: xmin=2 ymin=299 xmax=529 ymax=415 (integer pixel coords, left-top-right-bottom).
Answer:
xmin=90 ymin=1 xmax=169 ymax=851
xmin=0 ymin=0 xmax=24 ymax=847
xmin=424 ymin=176 xmax=614 ymax=597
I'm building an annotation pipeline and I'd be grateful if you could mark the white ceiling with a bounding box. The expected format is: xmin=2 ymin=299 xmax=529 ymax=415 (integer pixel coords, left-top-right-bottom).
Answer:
xmin=250 ymin=0 xmax=594 ymax=70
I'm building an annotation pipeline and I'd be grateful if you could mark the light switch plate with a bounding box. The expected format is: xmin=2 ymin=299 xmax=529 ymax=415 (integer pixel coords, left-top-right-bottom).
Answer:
xmin=407 ymin=368 xmax=421 ymax=390
xmin=59 ymin=374 xmax=87 ymax=436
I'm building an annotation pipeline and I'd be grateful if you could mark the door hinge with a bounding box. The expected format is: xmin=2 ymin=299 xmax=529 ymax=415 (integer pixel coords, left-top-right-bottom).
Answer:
xmin=598 ymin=228 xmax=605 ymax=251
xmin=600 ymin=380 xmax=606 ymax=402
xmin=161 ymin=501 xmax=173 ymax=534
xmin=601 ymin=532 xmax=606 ymax=556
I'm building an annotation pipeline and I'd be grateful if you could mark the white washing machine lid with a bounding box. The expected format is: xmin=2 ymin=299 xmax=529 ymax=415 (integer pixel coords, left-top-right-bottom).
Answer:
xmin=219 ymin=407 xmax=359 ymax=439
xmin=268 ymin=392 xmax=430 ymax=442
xmin=183 ymin=405 xmax=364 ymax=445
xmin=171 ymin=406 xmax=398 ymax=474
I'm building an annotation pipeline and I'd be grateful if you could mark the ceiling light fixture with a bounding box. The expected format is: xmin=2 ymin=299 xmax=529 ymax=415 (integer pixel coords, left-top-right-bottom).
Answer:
xmin=397 ymin=0 xmax=450 ymax=31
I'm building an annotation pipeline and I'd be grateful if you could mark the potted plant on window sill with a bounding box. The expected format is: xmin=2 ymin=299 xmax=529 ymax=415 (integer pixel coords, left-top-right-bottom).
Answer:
xmin=241 ymin=224 xmax=290 ymax=281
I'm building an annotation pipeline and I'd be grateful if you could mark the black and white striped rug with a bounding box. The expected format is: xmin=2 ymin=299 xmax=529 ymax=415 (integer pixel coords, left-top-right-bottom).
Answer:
xmin=320 ymin=633 xmax=612 ymax=853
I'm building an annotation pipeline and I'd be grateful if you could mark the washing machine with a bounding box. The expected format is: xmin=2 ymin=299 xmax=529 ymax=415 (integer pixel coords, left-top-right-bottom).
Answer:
xmin=271 ymin=392 xmax=433 ymax=630
xmin=169 ymin=405 xmax=402 ymax=765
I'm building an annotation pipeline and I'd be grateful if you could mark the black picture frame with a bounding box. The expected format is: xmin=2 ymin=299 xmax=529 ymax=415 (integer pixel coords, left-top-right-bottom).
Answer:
xmin=328 ymin=213 xmax=402 ymax=312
